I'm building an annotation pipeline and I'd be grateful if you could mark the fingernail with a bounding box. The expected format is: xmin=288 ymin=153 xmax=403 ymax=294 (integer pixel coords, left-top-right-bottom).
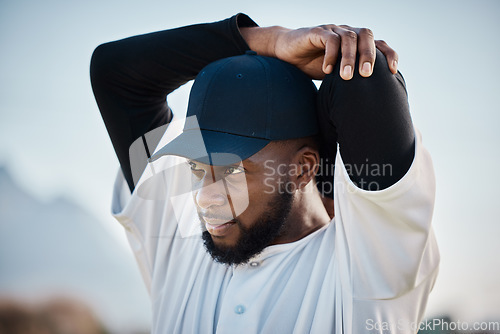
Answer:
xmin=361 ymin=62 xmax=371 ymax=76
xmin=392 ymin=60 xmax=398 ymax=71
xmin=325 ymin=64 xmax=333 ymax=74
xmin=342 ymin=65 xmax=352 ymax=79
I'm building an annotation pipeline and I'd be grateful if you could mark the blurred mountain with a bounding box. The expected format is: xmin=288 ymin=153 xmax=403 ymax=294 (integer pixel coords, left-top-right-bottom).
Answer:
xmin=0 ymin=297 xmax=108 ymax=334
xmin=0 ymin=166 xmax=150 ymax=333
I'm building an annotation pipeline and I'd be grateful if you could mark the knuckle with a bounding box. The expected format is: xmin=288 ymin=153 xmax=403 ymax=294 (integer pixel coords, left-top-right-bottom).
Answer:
xmin=361 ymin=49 xmax=376 ymax=59
xmin=326 ymin=32 xmax=340 ymax=43
xmin=331 ymin=33 xmax=341 ymax=42
xmin=343 ymin=52 xmax=356 ymax=60
xmin=376 ymin=39 xmax=388 ymax=47
xmin=310 ymin=26 xmax=325 ymax=35
xmin=359 ymin=28 xmax=374 ymax=38
xmin=319 ymin=24 xmax=334 ymax=30
xmin=383 ymin=48 xmax=396 ymax=58
xmin=344 ymin=30 xmax=357 ymax=41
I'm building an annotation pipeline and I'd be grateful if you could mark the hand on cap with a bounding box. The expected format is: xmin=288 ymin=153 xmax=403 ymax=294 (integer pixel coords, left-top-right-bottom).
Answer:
xmin=241 ymin=25 xmax=398 ymax=80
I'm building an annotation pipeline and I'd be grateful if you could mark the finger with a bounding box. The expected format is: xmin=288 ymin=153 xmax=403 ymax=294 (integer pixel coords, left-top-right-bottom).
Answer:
xmin=356 ymin=28 xmax=376 ymax=77
xmin=308 ymin=26 xmax=341 ymax=75
xmin=331 ymin=26 xmax=358 ymax=80
xmin=375 ymin=40 xmax=399 ymax=74
xmin=321 ymin=30 xmax=341 ymax=75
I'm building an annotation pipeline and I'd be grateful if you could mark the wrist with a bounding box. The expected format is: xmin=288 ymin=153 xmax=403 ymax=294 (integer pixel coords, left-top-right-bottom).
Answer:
xmin=240 ymin=26 xmax=291 ymax=58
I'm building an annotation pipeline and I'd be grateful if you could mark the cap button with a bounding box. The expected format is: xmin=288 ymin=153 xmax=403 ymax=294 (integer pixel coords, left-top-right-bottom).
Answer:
xmin=245 ymin=50 xmax=257 ymax=56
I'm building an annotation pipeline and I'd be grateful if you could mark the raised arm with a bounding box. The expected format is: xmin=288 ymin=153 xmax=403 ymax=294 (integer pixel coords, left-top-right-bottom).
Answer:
xmin=239 ymin=24 xmax=410 ymax=201
xmin=90 ymin=14 xmax=257 ymax=192
xmin=316 ymin=48 xmax=414 ymax=195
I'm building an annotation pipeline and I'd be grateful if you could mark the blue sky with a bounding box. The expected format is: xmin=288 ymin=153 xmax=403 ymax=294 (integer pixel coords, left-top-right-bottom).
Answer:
xmin=1 ymin=0 xmax=499 ymax=323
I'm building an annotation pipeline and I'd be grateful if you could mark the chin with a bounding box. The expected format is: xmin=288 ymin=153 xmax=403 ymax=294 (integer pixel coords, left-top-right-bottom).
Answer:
xmin=209 ymin=229 xmax=240 ymax=248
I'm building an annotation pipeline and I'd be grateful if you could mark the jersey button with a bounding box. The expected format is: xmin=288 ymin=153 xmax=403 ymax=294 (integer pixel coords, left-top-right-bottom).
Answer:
xmin=234 ymin=305 xmax=246 ymax=314
xmin=249 ymin=261 xmax=260 ymax=268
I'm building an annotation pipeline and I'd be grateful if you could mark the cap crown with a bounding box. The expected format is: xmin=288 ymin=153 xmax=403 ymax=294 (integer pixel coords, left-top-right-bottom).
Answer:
xmin=186 ymin=52 xmax=319 ymax=140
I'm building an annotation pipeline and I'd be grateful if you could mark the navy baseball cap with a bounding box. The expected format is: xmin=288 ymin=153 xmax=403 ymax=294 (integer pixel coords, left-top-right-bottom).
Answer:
xmin=149 ymin=51 xmax=319 ymax=165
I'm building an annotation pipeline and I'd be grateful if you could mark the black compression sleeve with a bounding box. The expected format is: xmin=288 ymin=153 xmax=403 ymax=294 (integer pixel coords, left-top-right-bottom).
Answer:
xmin=316 ymin=49 xmax=415 ymax=196
xmin=90 ymin=14 xmax=257 ymax=192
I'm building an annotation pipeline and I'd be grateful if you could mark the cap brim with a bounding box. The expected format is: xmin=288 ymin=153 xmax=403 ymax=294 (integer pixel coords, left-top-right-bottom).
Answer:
xmin=149 ymin=129 xmax=270 ymax=166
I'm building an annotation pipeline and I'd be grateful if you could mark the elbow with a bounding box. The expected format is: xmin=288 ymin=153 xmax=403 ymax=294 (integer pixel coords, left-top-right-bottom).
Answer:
xmin=366 ymin=49 xmax=407 ymax=95
xmin=325 ymin=49 xmax=407 ymax=97
xmin=365 ymin=49 xmax=399 ymax=84
xmin=90 ymin=41 xmax=121 ymax=87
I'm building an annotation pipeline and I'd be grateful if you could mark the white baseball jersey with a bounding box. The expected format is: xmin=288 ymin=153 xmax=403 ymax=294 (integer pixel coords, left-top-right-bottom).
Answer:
xmin=110 ymin=114 xmax=439 ymax=333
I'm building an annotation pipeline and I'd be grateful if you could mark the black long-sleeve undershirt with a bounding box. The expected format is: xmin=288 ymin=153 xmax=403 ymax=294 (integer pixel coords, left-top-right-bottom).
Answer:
xmin=316 ymin=50 xmax=414 ymax=195
xmin=90 ymin=14 xmax=257 ymax=192
xmin=90 ymin=13 xmax=414 ymax=196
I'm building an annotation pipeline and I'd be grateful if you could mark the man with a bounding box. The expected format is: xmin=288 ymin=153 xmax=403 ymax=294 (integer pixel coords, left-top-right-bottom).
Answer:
xmin=90 ymin=13 xmax=439 ymax=333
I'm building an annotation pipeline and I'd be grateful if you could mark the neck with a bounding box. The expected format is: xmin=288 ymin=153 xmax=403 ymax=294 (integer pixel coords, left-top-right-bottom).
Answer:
xmin=271 ymin=182 xmax=331 ymax=245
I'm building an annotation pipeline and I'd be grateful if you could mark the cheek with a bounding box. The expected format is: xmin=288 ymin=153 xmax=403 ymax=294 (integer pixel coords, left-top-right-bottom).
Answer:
xmin=223 ymin=175 xmax=250 ymax=217
xmin=256 ymin=173 xmax=283 ymax=199
xmin=223 ymin=186 xmax=248 ymax=217
xmin=237 ymin=177 xmax=277 ymax=217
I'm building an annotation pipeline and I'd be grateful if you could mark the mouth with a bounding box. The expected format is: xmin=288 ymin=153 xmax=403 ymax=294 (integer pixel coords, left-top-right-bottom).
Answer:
xmin=202 ymin=217 xmax=237 ymax=237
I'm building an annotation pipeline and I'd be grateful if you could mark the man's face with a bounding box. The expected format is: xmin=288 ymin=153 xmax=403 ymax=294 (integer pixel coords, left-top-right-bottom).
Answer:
xmin=188 ymin=143 xmax=297 ymax=265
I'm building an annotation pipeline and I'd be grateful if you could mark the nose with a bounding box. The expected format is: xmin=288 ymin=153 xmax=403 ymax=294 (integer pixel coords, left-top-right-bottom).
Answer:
xmin=195 ymin=176 xmax=227 ymax=210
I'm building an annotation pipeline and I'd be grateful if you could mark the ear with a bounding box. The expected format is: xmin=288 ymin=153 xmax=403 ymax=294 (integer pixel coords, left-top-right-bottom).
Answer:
xmin=293 ymin=146 xmax=320 ymax=190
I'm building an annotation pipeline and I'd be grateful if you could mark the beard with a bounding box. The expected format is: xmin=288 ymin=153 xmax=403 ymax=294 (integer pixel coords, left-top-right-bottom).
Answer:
xmin=200 ymin=184 xmax=294 ymax=266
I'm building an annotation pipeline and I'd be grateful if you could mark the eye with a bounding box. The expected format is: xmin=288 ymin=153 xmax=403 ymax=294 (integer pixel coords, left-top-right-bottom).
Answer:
xmin=187 ymin=161 xmax=205 ymax=179
xmin=187 ymin=161 xmax=198 ymax=170
xmin=225 ymin=166 xmax=245 ymax=175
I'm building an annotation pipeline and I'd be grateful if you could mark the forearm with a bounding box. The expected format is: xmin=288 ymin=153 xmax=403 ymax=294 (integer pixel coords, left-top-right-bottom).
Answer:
xmin=90 ymin=13 xmax=257 ymax=192
xmin=317 ymin=49 xmax=414 ymax=194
